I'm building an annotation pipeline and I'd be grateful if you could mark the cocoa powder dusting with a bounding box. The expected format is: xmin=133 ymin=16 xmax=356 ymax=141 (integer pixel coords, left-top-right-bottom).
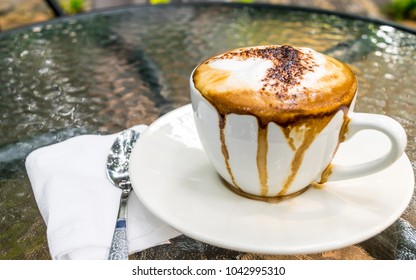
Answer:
xmin=215 ymin=45 xmax=317 ymax=96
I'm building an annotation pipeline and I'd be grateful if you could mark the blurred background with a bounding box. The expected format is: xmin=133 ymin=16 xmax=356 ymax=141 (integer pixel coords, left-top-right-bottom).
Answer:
xmin=1 ymin=0 xmax=416 ymax=32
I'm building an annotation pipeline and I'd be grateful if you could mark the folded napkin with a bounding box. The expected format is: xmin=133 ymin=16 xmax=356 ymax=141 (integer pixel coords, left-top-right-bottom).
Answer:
xmin=25 ymin=125 xmax=181 ymax=260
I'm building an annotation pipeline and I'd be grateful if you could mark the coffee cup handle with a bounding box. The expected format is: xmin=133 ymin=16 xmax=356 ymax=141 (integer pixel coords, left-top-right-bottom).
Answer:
xmin=328 ymin=112 xmax=407 ymax=181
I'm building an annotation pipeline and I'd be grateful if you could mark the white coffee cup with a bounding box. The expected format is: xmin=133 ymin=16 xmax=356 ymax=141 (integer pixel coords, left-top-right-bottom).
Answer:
xmin=190 ymin=46 xmax=407 ymax=200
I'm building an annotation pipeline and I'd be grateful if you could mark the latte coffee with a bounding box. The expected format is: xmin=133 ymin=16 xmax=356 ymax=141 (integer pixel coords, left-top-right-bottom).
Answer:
xmin=193 ymin=45 xmax=357 ymax=125
xmin=190 ymin=45 xmax=406 ymax=200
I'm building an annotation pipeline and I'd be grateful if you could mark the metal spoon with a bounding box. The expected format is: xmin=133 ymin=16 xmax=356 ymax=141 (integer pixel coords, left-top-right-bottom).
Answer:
xmin=106 ymin=129 xmax=140 ymax=260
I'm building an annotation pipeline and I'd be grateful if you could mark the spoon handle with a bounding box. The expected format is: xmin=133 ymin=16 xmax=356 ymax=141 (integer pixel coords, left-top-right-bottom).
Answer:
xmin=108 ymin=188 xmax=131 ymax=260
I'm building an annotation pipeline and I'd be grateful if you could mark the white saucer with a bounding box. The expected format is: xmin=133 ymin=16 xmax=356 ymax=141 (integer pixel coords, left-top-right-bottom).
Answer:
xmin=129 ymin=104 xmax=414 ymax=255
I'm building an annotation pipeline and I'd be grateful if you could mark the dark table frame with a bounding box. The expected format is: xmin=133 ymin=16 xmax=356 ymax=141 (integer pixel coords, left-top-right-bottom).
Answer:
xmin=2 ymin=3 xmax=416 ymax=37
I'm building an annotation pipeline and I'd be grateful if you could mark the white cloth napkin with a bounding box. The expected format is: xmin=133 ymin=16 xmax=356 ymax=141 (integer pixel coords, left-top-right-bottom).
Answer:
xmin=25 ymin=125 xmax=181 ymax=260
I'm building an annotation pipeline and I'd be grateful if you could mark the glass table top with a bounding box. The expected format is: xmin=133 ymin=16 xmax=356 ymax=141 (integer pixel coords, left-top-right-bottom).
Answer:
xmin=0 ymin=3 xmax=415 ymax=259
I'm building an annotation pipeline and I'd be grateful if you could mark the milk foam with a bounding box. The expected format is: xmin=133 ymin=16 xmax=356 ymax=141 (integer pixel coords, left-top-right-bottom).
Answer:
xmin=209 ymin=58 xmax=274 ymax=91
xmin=208 ymin=47 xmax=329 ymax=95
xmin=193 ymin=45 xmax=357 ymax=125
